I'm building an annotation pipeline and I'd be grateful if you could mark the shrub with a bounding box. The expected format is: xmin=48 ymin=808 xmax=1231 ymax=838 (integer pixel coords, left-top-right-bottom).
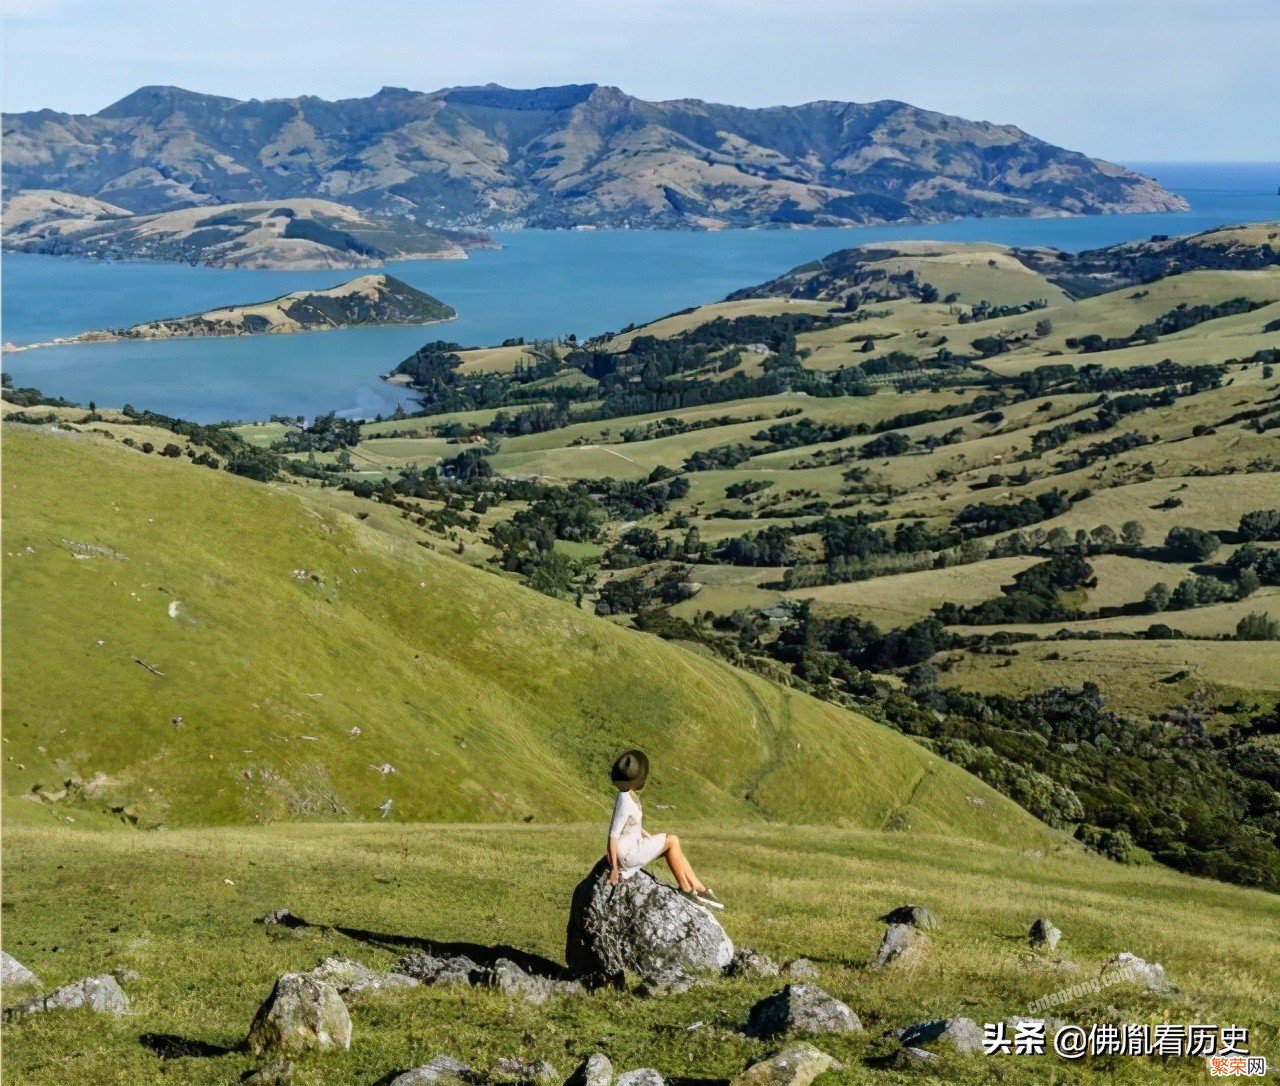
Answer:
xmin=1164 ymin=525 xmax=1220 ymax=561
xmin=1237 ymin=612 xmax=1280 ymax=641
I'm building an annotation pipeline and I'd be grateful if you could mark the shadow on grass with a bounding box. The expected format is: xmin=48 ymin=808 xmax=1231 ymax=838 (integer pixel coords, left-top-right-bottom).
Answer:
xmin=139 ymin=1031 xmax=241 ymax=1059
xmin=278 ymin=910 xmax=575 ymax=981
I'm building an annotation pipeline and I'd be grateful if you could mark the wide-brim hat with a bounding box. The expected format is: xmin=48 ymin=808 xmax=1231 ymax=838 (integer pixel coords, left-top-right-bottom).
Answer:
xmin=611 ymin=749 xmax=649 ymax=790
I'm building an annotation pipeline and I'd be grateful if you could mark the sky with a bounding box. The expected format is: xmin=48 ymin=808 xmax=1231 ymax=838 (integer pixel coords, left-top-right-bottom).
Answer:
xmin=2 ymin=0 xmax=1275 ymax=163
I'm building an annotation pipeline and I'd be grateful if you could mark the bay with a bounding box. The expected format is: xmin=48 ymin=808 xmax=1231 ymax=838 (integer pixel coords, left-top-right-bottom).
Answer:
xmin=2 ymin=161 xmax=1276 ymax=423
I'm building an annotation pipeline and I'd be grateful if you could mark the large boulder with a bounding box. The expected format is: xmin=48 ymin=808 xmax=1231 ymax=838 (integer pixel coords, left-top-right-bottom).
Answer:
xmin=565 ymin=860 xmax=733 ymax=980
xmin=245 ymin=973 xmax=352 ymax=1055
xmin=566 ymin=1054 xmax=613 ymax=1086
xmin=744 ymin=985 xmax=863 ymax=1039
xmin=615 ymin=1071 xmax=663 ymax=1086
xmin=4 ymin=974 xmax=130 ymax=1018
xmin=1 ymin=951 xmax=41 ymax=989
xmin=732 ymin=1042 xmax=842 ymax=1086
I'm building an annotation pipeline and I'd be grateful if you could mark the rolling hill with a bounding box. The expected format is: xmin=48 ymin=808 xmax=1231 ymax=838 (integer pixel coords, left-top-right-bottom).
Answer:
xmin=1 ymin=424 xmax=1050 ymax=847
xmin=8 ymin=274 xmax=455 ymax=350
xmin=2 ymin=83 xmax=1186 ymax=229
xmin=1 ymin=193 xmax=494 ymax=268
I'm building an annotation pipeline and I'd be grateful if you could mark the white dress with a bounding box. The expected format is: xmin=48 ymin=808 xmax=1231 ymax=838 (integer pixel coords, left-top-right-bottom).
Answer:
xmin=608 ymin=789 xmax=667 ymax=878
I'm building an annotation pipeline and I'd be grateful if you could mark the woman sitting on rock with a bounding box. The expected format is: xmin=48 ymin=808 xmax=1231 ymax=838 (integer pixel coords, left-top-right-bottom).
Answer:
xmin=606 ymin=749 xmax=723 ymax=910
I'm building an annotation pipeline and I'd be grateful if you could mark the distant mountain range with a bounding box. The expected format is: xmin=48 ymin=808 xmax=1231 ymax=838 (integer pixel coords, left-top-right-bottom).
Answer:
xmin=3 ymin=83 xmax=1187 ymax=230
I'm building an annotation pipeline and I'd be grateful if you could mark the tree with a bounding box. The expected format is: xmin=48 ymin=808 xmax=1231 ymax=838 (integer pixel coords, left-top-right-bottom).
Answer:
xmin=1143 ymin=582 xmax=1171 ymax=613
xmin=1164 ymin=525 xmax=1220 ymax=562
xmin=1237 ymin=612 xmax=1280 ymax=641
xmin=1121 ymin=520 xmax=1146 ymax=548
xmin=1238 ymin=509 xmax=1280 ymax=542
xmin=1034 ymin=318 xmax=1053 ymax=338
xmin=1090 ymin=524 xmax=1118 ymax=552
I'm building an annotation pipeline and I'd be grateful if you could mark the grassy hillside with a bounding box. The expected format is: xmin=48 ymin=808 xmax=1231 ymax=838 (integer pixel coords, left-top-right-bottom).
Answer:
xmin=1 ymin=426 xmax=1047 ymax=845
xmin=4 ymin=820 xmax=1277 ymax=1086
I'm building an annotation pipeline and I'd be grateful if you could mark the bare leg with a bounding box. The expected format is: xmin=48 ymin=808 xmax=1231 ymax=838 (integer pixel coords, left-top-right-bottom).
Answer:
xmin=661 ymin=834 xmax=706 ymax=894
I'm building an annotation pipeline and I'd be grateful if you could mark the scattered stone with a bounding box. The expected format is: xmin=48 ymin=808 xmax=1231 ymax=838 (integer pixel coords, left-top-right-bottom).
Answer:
xmin=390 ymin=1056 xmax=479 ymax=1086
xmin=306 ymin=955 xmax=418 ymax=995
xmin=732 ymin=1042 xmax=843 ymax=1086
xmin=878 ymin=905 xmax=939 ymax=931
xmin=1028 ymin=919 xmax=1061 ymax=951
xmin=1101 ymin=952 xmax=1174 ymax=994
xmin=783 ymin=958 xmax=819 ymax=980
xmin=396 ymin=952 xmax=486 ymax=987
xmin=566 ymin=1052 xmax=614 ymax=1086
xmin=898 ymin=1017 xmax=984 ymax=1054
xmin=1 ymin=951 xmax=41 ymax=989
xmin=240 ymin=1062 xmax=294 ymax=1085
xmin=4 ymin=974 xmax=130 ymax=1018
xmin=745 ymin=984 xmax=863 ymax=1039
xmin=494 ymin=1057 xmax=557 ymax=1082
xmin=256 ymin=908 xmax=304 ymax=928
xmin=110 ymin=967 xmax=141 ymax=983
xmin=727 ymin=947 xmax=779 ymax=978
xmin=615 ymin=1070 xmax=663 ymax=1086
xmin=490 ymin=958 xmax=581 ymax=1003
xmin=637 ymin=968 xmax=697 ymax=997
xmin=893 ymin=1047 xmax=939 ymax=1068
xmin=565 ymin=859 xmax=733 ymax=980
xmin=871 ymin=924 xmax=930 ymax=970
xmin=245 ymin=973 xmax=351 ymax=1055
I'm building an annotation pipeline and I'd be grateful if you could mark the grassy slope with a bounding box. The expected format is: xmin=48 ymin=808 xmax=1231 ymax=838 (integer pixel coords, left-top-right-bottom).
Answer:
xmin=1 ymin=426 xmax=1047 ymax=846
xmin=3 ymin=821 xmax=1276 ymax=1086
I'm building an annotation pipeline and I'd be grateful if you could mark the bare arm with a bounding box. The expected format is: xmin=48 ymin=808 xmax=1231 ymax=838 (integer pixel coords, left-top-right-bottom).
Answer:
xmin=606 ymin=834 xmax=621 ymax=884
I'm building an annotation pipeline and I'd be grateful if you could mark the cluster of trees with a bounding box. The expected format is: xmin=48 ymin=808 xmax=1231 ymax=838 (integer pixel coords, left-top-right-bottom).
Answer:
xmin=939 ymin=552 xmax=1093 ymax=625
xmin=273 ymin=412 xmax=362 ymax=453
xmin=956 ymin=298 xmax=1048 ymax=324
xmin=1029 ymin=389 xmax=1177 ymax=457
xmin=955 ymin=489 xmax=1072 ymax=538
xmin=1066 ymin=298 xmax=1269 ymax=353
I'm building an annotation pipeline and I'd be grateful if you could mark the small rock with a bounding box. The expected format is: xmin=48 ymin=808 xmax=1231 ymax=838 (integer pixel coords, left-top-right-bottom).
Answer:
xmin=1028 ymin=919 xmax=1061 ymax=951
xmin=727 ymin=947 xmax=779 ymax=978
xmin=256 ymin=908 xmax=304 ymax=929
xmin=732 ymin=1042 xmax=843 ymax=1086
xmin=245 ymin=973 xmax=351 ymax=1055
xmin=306 ymin=955 xmax=419 ymax=995
xmin=783 ymin=958 xmax=819 ymax=980
xmin=494 ymin=1057 xmax=557 ymax=1082
xmin=490 ymin=958 xmax=581 ymax=1003
xmin=615 ymin=1071 xmax=663 ymax=1086
xmin=110 ymin=967 xmax=141 ymax=984
xmin=893 ymin=1047 xmax=939 ymax=1068
xmin=566 ymin=1052 xmax=614 ymax=1086
xmin=878 ymin=905 xmax=939 ymax=931
xmin=1101 ymin=952 xmax=1173 ymax=994
xmin=637 ymin=966 xmax=701 ymax=996
xmin=898 ymin=1017 xmax=983 ymax=1054
xmin=390 ymin=1056 xmax=479 ymax=1086
xmin=240 ymin=1062 xmax=294 ymax=1085
xmin=1 ymin=951 xmax=41 ymax=989
xmin=745 ymin=984 xmax=863 ymax=1039
xmin=4 ymin=974 xmax=130 ymax=1018
xmin=871 ymin=924 xmax=930 ymax=970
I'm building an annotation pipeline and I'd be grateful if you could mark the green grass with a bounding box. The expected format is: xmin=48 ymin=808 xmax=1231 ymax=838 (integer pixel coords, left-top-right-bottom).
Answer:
xmin=1 ymin=426 xmax=1047 ymax=846
xmin=3 ymin=820 xmax=1276 ymax=1086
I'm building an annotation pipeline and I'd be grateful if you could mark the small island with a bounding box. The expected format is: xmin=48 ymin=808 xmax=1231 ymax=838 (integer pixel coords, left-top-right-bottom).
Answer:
xmin=4 ymin=274 xmax=455 ymax=353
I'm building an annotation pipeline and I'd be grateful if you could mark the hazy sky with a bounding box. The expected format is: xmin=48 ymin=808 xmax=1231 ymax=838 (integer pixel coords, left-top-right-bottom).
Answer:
xmin=2 ymin=0 xmax=1275 ymax=162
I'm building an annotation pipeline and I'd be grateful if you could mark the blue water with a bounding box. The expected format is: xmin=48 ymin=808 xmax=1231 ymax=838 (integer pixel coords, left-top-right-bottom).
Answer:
xmin=2 ymin=162 xmax=1276 ymax=423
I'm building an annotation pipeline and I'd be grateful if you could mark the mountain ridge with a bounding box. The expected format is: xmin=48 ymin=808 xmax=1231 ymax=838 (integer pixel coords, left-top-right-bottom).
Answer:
xmin=3 ymin=82 xmax=1187 ymax=229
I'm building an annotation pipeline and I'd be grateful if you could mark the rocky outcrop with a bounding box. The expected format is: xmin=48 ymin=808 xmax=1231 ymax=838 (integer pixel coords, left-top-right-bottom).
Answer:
xmin=389 ymin=1056 xmax=479 ymax=1086
xmin=3 ymin=973 xmax=130 ymax=1018
xmin=245 ymin=973 xmax=352 ymax=1055
xmin=565 ymin=860 xmax=733 ymax=981
xmin=732 ymin=1043 xmax=842 ymax=1086
xmin=1 ymin=951 xmax=41 ymax=989
xmin=744 ymin=985 xmax=862 ymax=1039
xmin=306 ymin=955 xmax=419 ymax=994
xmin=1102 ymin=952 xmax=1173 ymax=993
xmin=878 ymin=905 xmax=939 ymax=931
xmin=898 ymin=1017 xmax=984 ymax=1054
xmin=1028 ymin=919 xmax=1061 ymax=951
xmin=871 ymin=923 xmax=930 ymax=970
xmin=490 ymin=958 xmax=583 ymax=1004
